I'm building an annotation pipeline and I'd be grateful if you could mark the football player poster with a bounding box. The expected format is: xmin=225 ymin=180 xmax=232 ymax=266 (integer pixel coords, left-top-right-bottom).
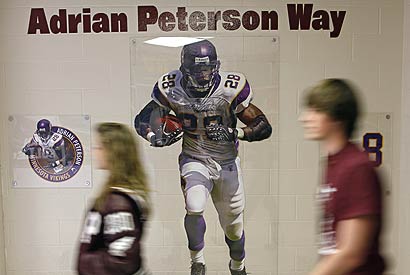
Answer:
xmin=8 ymin=115 xmax=92 ymax=188
xmin=131 ymin=36 xmax=279 ymax=274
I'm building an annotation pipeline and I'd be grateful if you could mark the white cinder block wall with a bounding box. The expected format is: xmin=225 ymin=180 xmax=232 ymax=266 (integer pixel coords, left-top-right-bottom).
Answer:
xmin=0 ymin=0 xmax=406 ymax=275
xmin=399 ymin=0 xmax=410 ymax=274
xmin=279 ymin=1 xmax=403 ymax=274
xmin=0 ymin=83 xmax=5 ymax=274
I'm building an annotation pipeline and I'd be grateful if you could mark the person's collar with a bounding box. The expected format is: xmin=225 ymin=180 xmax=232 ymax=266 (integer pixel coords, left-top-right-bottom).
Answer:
xmin=327 ymin=140 xmax=352 ymax=163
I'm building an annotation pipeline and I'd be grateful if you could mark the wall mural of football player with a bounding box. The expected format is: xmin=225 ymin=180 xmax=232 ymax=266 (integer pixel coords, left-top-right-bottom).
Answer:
xmin=134 ymin=40 xmax=272 ymax=275
xmin=22 ymin=119 xmax=67 ymax=173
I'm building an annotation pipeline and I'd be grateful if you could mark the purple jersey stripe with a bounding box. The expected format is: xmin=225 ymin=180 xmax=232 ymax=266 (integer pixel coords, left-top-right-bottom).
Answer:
xmin=209 ymin=74 xmax=221 ymax=96
xmin=55 ymin=138 xmax=64 ymax=147
xmin=232 ymin=80 xmax=251 ymax=110
xmin=152 ymin=83 xmax=171 ymax=108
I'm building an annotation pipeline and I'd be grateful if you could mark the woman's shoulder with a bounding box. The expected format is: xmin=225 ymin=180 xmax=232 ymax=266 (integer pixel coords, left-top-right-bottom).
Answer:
xmin=106 ymin=187 xmax=149 ymax=219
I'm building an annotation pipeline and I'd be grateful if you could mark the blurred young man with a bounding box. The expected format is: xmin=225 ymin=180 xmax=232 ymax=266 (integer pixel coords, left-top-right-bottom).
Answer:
xmin=300 ymin=79 xmax=385 ymax=275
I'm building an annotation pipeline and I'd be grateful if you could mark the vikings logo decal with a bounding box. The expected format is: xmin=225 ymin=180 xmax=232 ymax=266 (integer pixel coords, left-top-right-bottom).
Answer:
xmin=22 ymin=119 xmax=84 ymax=182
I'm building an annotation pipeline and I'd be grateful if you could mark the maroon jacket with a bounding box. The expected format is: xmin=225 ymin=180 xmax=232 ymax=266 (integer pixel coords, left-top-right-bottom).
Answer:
xmin=77 ymin=189 xmax=147 ymax=275
xmin=318 ymin=142 xmax=385 ymax=275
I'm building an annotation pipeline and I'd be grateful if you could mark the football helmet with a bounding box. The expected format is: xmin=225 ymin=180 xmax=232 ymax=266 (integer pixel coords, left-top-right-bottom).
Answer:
xmin=36 ymin=119 xmax=52 ymax=142
xmin=180 ymin=39 xmax=220 ymax=96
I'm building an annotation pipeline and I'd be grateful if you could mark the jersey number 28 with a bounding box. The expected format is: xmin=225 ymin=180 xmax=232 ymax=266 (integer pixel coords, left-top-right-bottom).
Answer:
xmin=224 ymin=74 xmax=241 ymax=89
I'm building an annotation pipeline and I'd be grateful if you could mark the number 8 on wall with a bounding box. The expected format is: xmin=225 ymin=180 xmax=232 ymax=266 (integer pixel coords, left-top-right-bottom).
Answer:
xmin=362 ymin=133 xmax=383 ymax=167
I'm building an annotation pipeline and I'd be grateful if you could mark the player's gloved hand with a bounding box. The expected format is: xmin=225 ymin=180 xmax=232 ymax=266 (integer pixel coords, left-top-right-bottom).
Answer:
xmin=206 ymin=125 xmax=237 ymax=142
xmin=147 ymin=129 xmax=183 ymax=147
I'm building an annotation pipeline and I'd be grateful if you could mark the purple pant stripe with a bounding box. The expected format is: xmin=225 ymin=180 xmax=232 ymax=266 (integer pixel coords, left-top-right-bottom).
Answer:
xmin=184 ymin=215 xmax=206 ymax=251
xmin=225 ymin=232 xmax=245 ymax=261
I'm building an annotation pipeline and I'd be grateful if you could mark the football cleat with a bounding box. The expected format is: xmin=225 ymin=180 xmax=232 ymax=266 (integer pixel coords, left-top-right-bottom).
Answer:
xmin=53 ymin=163 xmax=64 ymax=173
xmin=190 ymin=262 xmax=206 ymax=275
xmin=229 ymin=262 xmax=247 ymax=275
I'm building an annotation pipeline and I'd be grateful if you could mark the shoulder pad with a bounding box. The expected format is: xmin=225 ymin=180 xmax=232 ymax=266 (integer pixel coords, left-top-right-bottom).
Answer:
xmin=218 ymin=71 xmax=248 ymax=101
xmin=110 ymin=187 xmax=149 ymax=220
xmin=33 ymin=133 xmax=41 ymax=144
xmin=157 ymin=70 xmax=182 ymax=94
xmin=49 ymin=133 xmax=63 ymax=146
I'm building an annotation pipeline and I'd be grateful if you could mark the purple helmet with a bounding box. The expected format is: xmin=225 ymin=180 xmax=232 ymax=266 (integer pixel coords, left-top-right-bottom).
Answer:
xmin=36 ymin=119 xmax=52 ymax=141
xmin=180 ymin=39 xmax=220 ymax=95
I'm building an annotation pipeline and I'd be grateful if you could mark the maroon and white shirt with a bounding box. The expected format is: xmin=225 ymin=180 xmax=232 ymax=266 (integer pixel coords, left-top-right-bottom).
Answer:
xmin=77 ymin=188 xmax=148 ymax=275
xmin=317 ymin=142 xmax=385 ymax=274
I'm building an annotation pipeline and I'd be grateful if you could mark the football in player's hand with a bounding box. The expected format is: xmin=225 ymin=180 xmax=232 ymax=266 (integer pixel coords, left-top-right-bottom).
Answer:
xmin=159 ymin=115 xmax=183 ymax=134
xmin=22 ymin=143 xmax=41 ymax=156
xmin=149 ymin=114 xmax=183 ymax=147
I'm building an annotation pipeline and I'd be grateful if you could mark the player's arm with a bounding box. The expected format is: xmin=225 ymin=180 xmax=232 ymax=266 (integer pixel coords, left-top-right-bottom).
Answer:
xmin=135 ymin=81 xmax=183 ymax=147
xmin=205 ymin=76 xmax=272 ymax=142
xmin=22 ymin=138 xmax=40 ymax=156
xmin=134 ymin=99 xmax=170 ymax=140
xmin=77 ymin=194 xmax=143 ymax=275
xmin=236 ymin=104 xmax=272 ymax=142
xmin=309 ymin=216 xmax=378 ymax=275
xmin=134 ymin=82 xmax=171 ymax=141
xmin=135 ymin=100 xmax=182 ymax=147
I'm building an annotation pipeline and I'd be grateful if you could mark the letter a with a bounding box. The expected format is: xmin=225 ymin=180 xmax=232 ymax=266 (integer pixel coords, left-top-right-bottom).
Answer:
xmin=28 ymin=8 xmax=50 ymax=34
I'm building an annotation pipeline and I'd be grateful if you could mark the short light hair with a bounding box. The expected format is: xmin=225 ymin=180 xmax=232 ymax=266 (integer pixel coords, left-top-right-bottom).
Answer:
xmin=304 ymin=79 xmax=361 ymax=138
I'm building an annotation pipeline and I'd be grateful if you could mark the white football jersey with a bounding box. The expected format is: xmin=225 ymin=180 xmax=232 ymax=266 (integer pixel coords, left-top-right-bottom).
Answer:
xmin=32 ymin=132 xmax=64 ymax=163
xmin=152 ymin=70 xmax=253 ymax=163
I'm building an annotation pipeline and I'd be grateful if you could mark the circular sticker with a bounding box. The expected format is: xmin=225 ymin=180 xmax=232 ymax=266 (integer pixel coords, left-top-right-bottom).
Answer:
xmin=26 ymin=126 xmax=84 ymax=182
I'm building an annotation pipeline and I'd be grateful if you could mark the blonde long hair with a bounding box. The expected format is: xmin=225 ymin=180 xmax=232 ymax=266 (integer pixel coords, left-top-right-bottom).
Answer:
xmin=94 ymin=122 xmax=150 ymax=215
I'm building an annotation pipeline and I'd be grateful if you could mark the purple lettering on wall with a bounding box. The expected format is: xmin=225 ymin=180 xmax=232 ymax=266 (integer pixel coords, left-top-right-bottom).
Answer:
xmin=158 ymin=11 xmax=176 ymax=31
xmin=27 ymin=8 xmax=128 ymax=34
xmin=242 ymin=10 xmax=260 ymax=31
xmin=28 ymin=8 xmax=50 ymax=34
xmin=222 ymin=10 xmax=241 ymax=31
xmin=27 ymin=5 xmax=346 ymax=38
xmin=138 ymin=6 xmax=158 ymax=31
xmin=189 ymin=11 xmax=206 ymax=31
